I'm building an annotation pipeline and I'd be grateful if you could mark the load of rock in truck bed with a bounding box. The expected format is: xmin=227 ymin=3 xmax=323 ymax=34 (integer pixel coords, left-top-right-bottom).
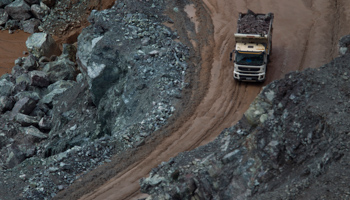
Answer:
xmin=237 ymin=10 xmax=272 ymax=35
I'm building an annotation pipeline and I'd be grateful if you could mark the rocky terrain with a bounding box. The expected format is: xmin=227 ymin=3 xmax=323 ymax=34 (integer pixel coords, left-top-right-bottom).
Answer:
xmin=0 ymin=0 xmax=193 ymax=199
xmin=141 ymin=49 xmax=350 ymax=199
xmin=1 ymin=0 xmax=350 ymax=199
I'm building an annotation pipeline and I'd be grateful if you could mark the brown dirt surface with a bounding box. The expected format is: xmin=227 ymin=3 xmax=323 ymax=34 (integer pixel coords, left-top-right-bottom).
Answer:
xmin=0 ymin=30 xmax=30 ymax=75
xmin=11 ymin=0 xmax=350 ymax=199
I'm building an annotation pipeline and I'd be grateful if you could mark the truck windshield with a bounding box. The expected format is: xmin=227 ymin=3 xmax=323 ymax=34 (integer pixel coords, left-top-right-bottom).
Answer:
xmin=236 ymin=52 xmax=264 ymax=66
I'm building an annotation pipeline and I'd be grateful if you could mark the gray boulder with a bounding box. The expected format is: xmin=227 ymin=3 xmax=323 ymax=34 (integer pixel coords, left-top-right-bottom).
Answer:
xmin=0 ymin=8 xmax=8 ymax=25
xmin=5 ymin=0 xmax=31 ymax=20
xmin=22 ymin=53 xmax=38 ymax=71
xmin=42 ymin=56 xmax=77 ymax=83
xmin=0 ymin=96 xmax=14 ymax=113
xmin=0 ymin=0 xmax=12 ymax=8
xmin=29 ymin=70 xmax=50 ymax=87
xmin=41 ymin=0 xmax=55 ymax=8
xmin=0 ymin=78 xmax=14 ymax=97
xmin=11 ymin=97 xmax=37 ymax=116
xmin=15 ymin=113 xmax=40 ymax=126
xmin=47 ymin=80 xmax=75 ymax=92
xmin=26 ymin=32 xmax=61 ymax=58
xmin=5 ymin=145 xmax=26 ymax=168
xmin=30 ymin=3 xmax=48 ymax=20
xmin=15 ymin=74 xmax=30 ymax=87
xmin=12 ymin=64 xmax=25 ymax=78
xmin=21 ymin=18 xmax=40 ymax=33
xmin=14 ymin=91 xmax=40 ymax=102
xmin=77 ymin=32 xmax=127 ymax=105
xmin=40 ymin=88 xmax=67 ymax=106
xmin=22 ymin=125 xmax=47 ymax=140
xmin=30 ymin=101 xmax=49 ymax=117
xmin=4 ymin=18 xmax=19 ymax=30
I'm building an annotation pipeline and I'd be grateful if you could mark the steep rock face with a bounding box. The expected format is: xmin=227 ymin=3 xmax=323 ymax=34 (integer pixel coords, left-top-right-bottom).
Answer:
xmin=76 ymin=1 xmax=188 ymax=147
xmin=41 ymin=0 xmax=188 ymax=162
xmin=0 ymin=0 xmax=191 ymax=199
xmin=76 ymin=17 xmax=128 ymax=105
xmin=141 ymin=51 xmax=350 ymax=199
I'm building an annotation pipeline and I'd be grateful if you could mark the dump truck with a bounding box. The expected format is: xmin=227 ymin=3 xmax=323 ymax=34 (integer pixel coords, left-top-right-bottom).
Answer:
xmin=230 ymin=10 xmax=274 ymax=82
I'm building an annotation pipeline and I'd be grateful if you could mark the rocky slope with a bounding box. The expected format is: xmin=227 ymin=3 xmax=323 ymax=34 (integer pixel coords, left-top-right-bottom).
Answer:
xmin=1 ymin=0 xmax=350 ymax=199
xmin=0 ymin=0 xmax=193 ymax=199
xmin=140 ymin=40 xmax=350 ymax=199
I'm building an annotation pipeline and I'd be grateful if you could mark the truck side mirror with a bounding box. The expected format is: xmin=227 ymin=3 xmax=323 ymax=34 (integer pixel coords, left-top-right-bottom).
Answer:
xmin=230 ymin=52 xmax=233 ymax=61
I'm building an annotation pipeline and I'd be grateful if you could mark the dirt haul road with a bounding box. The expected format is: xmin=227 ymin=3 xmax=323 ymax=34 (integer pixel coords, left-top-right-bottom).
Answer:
xmin=55 ymin=0 xmax=350 ymax=199
xmin=0 ymin=31 xmax=30 ymax=74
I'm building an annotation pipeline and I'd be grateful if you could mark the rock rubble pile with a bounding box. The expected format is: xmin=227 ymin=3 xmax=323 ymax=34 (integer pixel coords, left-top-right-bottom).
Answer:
xmin=0 ymin=0 xmax=190 ymax=199
xmin=237 ymin=10 xmax=272 ymax=35
xmin=0 ymin=0 xmax=53 ymax=33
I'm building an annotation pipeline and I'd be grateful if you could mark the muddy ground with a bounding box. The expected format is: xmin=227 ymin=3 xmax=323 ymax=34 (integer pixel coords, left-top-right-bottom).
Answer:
xmin=2 ymin=0 xmax=350 ymax=199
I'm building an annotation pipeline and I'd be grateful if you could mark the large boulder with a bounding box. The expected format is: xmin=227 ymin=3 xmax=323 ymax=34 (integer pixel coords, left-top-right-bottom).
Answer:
xmin=77 ymin=31 xmax=128 ymax=106
xmin=26 ymin=32 xmax=61 ymax=58
xmin=21 ymin=18 xmax=40 ymax=33
xmin=0 ymin=96 xmax=14 ymax=113
xmin=30 ymin=3 xmax=49 ymax=20
xmin=0 ymin=78 xmax=14 ymax=97
xmin=4 ymin=0 xmax=31 ymax=20
xmin=42 ymin=56 xmax=77 ymax=83
xmin=0 ymin=0 xmax=12 ymax=8
xmin=11 ymin=97 xmax=37 ymax=116
xmin=29 ymin=70 xmax=50 ymax=87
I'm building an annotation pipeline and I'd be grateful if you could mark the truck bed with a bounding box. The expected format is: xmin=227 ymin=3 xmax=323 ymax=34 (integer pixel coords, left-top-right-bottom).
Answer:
xmin=237 ymin=10 xmax=273 ymax=35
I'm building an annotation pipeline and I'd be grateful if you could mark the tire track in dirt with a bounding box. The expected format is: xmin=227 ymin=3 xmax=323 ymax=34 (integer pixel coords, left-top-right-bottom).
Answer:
xmin=330 ymin=0 xmax=340 ymax=59
xmin=57 ymin=0 xmax=350 ymax=199
xmin=298 ymin=21 xmax=315 ymax=71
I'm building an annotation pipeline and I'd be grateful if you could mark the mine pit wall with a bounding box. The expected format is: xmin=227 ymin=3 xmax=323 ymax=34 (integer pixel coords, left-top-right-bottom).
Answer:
xmin=141 ymin=40 xmax=350 ymax=199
